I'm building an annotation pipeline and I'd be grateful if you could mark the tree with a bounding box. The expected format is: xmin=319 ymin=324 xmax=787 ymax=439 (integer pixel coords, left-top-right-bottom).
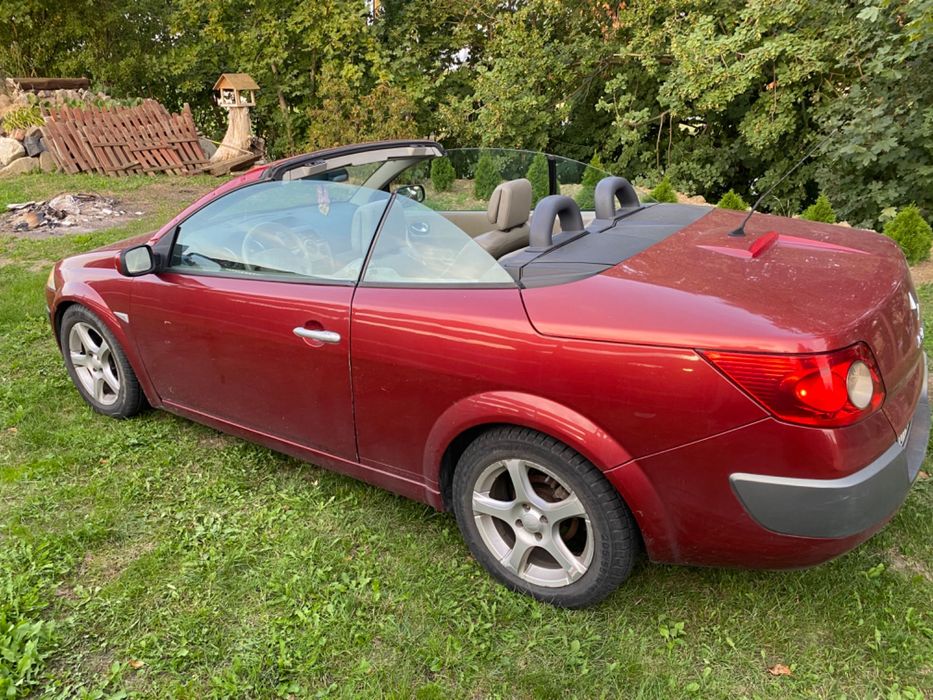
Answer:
xmin=575 ymin=153 xmax=606 ymax=210
xmin=801 ymin=194 xmax=837 ymax=223
xmin=430 ymin=157 xmax=455 ymax=192
xmin=717 ymin=190 xmax=748 ymax=211
xmin=526 ymin=154 xmax=549 ymax=205
xmin=884 ymin=206 xmax=933 ymax=265
xmin=474 ymin=154 xmax=501 ymax=200
xmin=650 ymin=177 xmax=678 ymax=203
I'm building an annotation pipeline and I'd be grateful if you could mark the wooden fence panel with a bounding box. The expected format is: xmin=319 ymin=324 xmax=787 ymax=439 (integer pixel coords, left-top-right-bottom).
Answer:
xmin=41 ymin=100 xmax=208 ymax=176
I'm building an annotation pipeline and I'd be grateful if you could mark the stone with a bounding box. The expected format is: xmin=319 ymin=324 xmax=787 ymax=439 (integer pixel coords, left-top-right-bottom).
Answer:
xmin=0 ymin=137 xmax=25 ymax=166
xmin=199 ymin=137 xmax=217 ymax=159
xmin=38 ymin=150 xmax=58 ymax=173
xmin=0 ymin=95 xmax=10 ymax=109
xmin=10 ymin=128 xmax=25 ymax=141
xmin=23 ymin=126 xmax=45 ymax=156
xmin=0 ymin=156 xmax=39 ymax=178
xmin=48 ymin=194 xmax=81 ymax=216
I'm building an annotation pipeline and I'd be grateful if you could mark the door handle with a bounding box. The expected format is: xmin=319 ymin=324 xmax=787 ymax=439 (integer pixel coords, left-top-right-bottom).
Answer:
xmin=293 ymin=327 xmax=341 ymax=344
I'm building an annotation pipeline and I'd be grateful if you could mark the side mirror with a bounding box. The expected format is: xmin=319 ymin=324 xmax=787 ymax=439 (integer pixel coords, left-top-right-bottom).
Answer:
xmin=119 ymin=244 xmax=157 ymax=276
xmin=395 ymin=184 xmax=426 ymax=203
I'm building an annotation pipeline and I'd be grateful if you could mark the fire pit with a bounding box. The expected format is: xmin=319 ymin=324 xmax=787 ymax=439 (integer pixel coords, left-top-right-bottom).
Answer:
xmin=2 ymin=194 xmax=144 ymax=235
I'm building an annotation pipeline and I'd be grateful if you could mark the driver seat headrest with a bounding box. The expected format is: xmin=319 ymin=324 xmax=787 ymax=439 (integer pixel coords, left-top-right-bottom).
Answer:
xmin=351 ymin=199 xmax=406 ymax=252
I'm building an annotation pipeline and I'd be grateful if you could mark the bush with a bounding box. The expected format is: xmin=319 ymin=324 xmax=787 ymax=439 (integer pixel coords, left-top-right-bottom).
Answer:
xmin=1 ymin=105 xmax=44 ymax=133
xmin=717 ymin=189 xmax=749 ymax=211
xmin=473 ymin=154 xmax=501 ymax=200
xmin=430 ymin=157 xmax=455 ymax=192
xmin=883 ymin=205 xmax=933 ymax=265
xmin=650 ymin=177 xmax=678 ymax=203
xmin=575 ymin=153 xmax=605 ymax=211
xmin=801 ymin=193 xmax=837 ymax=223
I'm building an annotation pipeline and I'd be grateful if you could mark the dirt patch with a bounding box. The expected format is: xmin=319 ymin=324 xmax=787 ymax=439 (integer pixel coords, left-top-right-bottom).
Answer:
xmin=887 ymin=547 xmax=932 ymax=582
xmin=909 ymin=260 xmax=933 ymax=285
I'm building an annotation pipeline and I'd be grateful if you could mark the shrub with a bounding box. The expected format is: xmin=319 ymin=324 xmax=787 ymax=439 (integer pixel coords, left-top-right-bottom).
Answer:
xmin=525 ymin=153 xmax=549 ymax=205
xmin=883 ymin=205 xmax=933 ymax=265
xmin=473 ymin=153 xmax=501 ymax=200
xmin=2 ymin=105 xmax=44 ymax=132
xmin=717 ymin=189 xmax=749 ymax=211
xmin=650 ymin=177 xmax=678 ymax=203
xmin=430 ymin=157 xmax=455 ymax=192
xmin=575 ymin=153 xmax=605 ymax=210
xmin=801 ymin=193 xmax=837 ymax=223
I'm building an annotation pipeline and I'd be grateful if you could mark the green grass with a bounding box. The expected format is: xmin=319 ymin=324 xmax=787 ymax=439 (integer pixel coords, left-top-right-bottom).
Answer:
xmin=0 ymin=174 xmax=931 ymax=698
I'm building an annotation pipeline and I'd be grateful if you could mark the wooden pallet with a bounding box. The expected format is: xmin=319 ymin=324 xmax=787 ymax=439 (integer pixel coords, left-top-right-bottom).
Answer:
xmin=41 ymin=100 xmax=208 ymax=176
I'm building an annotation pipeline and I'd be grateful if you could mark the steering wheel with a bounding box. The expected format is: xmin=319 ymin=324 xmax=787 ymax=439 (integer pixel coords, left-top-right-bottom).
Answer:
xmin=241 ymin=221 xmax=335 ymax=275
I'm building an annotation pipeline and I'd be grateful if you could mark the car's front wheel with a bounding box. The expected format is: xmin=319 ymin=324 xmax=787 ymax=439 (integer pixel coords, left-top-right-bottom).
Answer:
xmin=60 ymin=305 xmax=146 ymax=418
xmin=452 ymin=427 xmax=637 ymax=608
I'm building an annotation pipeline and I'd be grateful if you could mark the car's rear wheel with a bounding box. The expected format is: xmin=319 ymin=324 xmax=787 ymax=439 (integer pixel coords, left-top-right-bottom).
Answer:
xmin=60 ymin=305 xmax=145 ymax=418
xmin=452 ymin=427 xmax=637 ymax=608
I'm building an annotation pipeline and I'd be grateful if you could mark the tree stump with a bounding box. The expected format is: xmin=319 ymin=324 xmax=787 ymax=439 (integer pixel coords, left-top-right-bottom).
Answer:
xmin=211 ymin=106 xmax=253 ymax=163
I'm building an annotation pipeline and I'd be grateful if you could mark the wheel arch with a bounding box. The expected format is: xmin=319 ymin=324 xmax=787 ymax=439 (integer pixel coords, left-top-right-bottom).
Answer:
xmin=425 ymin=391 xmax=634 ymax=510
xmin=53 ymin=288 xmax=161 ymax=407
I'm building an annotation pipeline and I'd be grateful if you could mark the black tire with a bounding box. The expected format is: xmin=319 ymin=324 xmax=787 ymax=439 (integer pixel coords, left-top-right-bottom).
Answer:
xmin=452 ymin=427 xmax=637 ymax=608
xmin=59 ymin=305 xmax=146 ymax=418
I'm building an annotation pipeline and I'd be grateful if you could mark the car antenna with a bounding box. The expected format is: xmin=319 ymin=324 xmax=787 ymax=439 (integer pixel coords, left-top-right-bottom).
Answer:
xmin=728 ymin=127 xmax=840 ymax=237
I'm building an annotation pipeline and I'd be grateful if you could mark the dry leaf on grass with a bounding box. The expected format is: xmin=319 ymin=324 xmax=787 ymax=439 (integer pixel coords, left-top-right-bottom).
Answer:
xmin=768 ymin=663 xmax=792 ymax=676
xmin=917 ymin=470 xmax=928 ymax=480
xmin=129 ymin=659 xmax=145 ymax=670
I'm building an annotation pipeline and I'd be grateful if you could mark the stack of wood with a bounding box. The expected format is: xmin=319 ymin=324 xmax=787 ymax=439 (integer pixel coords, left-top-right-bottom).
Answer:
xmin=41 ymin=100 xmax=209 ymax=176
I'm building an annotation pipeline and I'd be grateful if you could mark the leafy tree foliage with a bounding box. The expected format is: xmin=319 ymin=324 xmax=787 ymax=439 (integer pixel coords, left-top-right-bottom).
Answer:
xmin=650 ymin=178 xmax=678 ymax=203
xmin=430 ymin=157 xmax=455 ymax=192
xmin=0 ymin=0 xmax=929 ymax=233
xmin=884 ymin=205 xmax=933 ymax=264
xmin=801 ymin=194 xmax=837 ymax=223
xmin=473 ymin=154 xmax=501 ymax=200
xmin=717 ymin=190 xmax=749 ymax=211
xmin=526 ymin=154 xmax=549 ymax=206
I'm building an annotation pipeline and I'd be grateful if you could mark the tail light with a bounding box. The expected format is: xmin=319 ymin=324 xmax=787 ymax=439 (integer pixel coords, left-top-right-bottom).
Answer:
xmin=700 ymin=343 xmax=885 ymax=427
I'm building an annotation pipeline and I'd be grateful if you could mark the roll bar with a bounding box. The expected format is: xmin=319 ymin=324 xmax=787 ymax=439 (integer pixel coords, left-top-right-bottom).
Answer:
xmin=594 ymin=176 xmax=640 ymax=220
xmin=529 ymin=196 xmax=585 ymax=250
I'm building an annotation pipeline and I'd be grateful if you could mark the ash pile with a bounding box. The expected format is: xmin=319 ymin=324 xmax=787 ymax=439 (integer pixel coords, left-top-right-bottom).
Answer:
xmin=4 ymin=194 xmax=140 ymax=233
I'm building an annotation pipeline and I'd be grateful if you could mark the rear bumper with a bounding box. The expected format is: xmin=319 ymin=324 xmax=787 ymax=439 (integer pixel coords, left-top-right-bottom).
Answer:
xmin=730 ymin=358 xmax=929 ymax=539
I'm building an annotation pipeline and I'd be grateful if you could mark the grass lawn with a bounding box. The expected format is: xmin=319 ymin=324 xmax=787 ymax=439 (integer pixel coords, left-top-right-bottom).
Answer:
xmin=1 ymin=174 xmax=931 ymax=699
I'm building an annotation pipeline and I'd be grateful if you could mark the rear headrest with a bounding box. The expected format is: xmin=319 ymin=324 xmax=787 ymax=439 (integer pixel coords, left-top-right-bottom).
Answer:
xmin=487 ymin=178 xmax=532 ymax=231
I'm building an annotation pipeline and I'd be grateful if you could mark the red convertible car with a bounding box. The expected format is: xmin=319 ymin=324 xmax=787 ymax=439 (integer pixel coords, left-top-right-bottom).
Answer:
xmin=46 ymin=141 xmax=928 ymax=607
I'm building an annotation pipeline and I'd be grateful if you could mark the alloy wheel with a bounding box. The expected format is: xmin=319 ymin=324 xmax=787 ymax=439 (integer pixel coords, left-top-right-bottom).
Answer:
xmin=68 ymin=321 xmax=121 ymax=406
xmin=471 ymin=458 xmax=595 ymax=587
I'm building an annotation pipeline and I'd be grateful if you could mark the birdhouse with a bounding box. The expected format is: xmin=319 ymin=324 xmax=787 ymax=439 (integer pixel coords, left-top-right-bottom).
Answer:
xmin=213 ymin=73 xmax=259 ymax=108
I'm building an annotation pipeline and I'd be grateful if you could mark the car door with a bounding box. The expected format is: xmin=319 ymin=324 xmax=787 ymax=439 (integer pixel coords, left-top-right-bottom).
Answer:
xmin=350 ymin=191 xmax=527 ymax=484
xmin=129 ymin=178 xmax=390 ymax=460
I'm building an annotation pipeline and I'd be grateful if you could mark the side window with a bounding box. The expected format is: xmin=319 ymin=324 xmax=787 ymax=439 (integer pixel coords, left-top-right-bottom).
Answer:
xmin=170 ymin=181 xmax=390 ymax=282
xmin=362 ymin=195 xmax=515 ymax=286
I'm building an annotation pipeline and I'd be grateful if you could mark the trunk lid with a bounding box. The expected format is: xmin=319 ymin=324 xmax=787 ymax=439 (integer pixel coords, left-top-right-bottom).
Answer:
xmin=521 ymin=207 xmax=923 ymax=434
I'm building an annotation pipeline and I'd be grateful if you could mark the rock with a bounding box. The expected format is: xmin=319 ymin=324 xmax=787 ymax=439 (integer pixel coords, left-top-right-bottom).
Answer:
xmin=38 ymin=150 xmax=58 ymax=172
xmin=0 ymin=136 xmax=25 ymax=166
xmin=10 ymin=128 xmax=26 ymax=141
xmin=199 ymin=137 xmax=217 ymax=159
xmin=0 ymin=156 xmax=39 ymax=177
xmin=48 ymin=194 xmax=81 ymax=216
xmin=0 ymin=95 xmax=10 ymax=109
xmin=23 ymin=126 xmax=45 ymax=156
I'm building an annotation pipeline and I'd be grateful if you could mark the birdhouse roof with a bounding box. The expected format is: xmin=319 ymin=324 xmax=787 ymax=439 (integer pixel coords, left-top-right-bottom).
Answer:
xmin=213 ymin=73 xmax=260 ymax=91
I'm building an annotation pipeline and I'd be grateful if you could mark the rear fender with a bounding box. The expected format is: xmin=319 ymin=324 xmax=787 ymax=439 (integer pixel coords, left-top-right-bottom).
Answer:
xmin=423 ymin=391 xmax=633 ymax=485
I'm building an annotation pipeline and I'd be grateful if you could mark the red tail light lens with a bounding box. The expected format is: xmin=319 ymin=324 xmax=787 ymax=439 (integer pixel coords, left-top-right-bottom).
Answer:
xmin=700 ymin=343 xmax=885 ymax=427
